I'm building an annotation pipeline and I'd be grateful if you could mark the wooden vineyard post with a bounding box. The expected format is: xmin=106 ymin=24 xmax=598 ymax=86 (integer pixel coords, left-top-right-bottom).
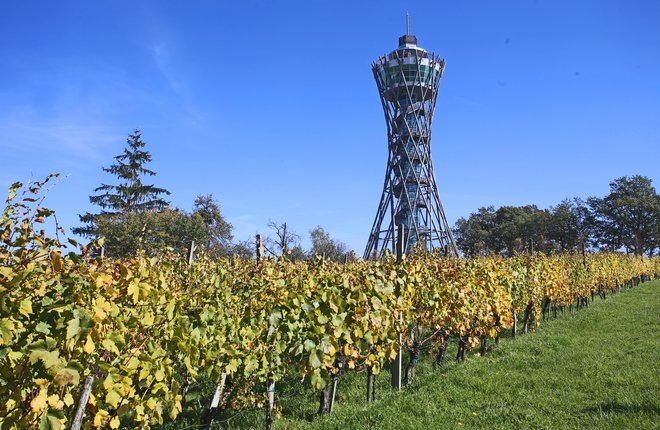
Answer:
xmin=187 ymin=240 xmax=195 ymax=266
xmin=329 ymin=371 xmax=339 ymax=412
xmin=71 ymin=242 xmax=122 ymax=428
xmin=201 ymin=239 xmax=236 ymax=429
xmin=512 ymin=311 xmax=517 ymax=339
xmin=181 ymin=241 xmax=196 ymax=409
xmin=256 ymin=234 xmax=263 ymax=263
xmin=201 ymin=373 xmax=227 ymax=429
xmin=391 ymin=223 xmax=405 ymax=391
xmin=265 ymin=379 xmax=275 ymax=430
xmin=256 ymin=234 xmax=275 ymax=430
xmin=265 ymin=326 xmax=275 ymax=430
xmin=202 ymin=239 xmax=252 ymax=429
xmin=71 ymin=376 xmax=95 ymax=430
xmin=212 ymin=374 xmax=228 ymax=409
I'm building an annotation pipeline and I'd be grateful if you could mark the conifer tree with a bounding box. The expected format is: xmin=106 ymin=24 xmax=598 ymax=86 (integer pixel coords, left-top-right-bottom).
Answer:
xmin=74 ymin=130 xmax=170 ymax=238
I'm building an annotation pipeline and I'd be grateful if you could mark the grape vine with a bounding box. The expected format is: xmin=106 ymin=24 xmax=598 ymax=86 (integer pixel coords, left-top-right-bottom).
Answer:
xmin=1 ymin=179 xmax=658 ymax=429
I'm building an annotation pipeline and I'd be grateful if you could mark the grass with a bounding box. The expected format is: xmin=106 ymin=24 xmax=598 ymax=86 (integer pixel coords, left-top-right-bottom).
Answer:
xmin=174 ymin=281 xmax=660 ymax=430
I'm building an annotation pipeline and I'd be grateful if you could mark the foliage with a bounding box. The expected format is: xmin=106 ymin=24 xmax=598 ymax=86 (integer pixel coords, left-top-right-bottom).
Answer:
xmin=309 ymin=226 xmax=348 ymax=262
xmin=74 ymin=131 xmax=237 ymax=258
xmin=2 ymin=179 xmax=658 ymax=429
xmin=547 ymin=198 xmax=590 ymax=252
xmin=262 ymin=281 xmax=660 ymax=430
xmin=454 ymin=176 xmax=659 ymax=257
xmin=265 ymin=221 xmax=302 ymax=259
xmin=453 ymin=206 xmax=497 ymax=256
xmin=94 ymin=208 xmax=211 ymax=258
xmin=84 ymin=204 xmax=235 ymax=259
xmin=228 ymin=239 xmax=255 ymax=260
xmin=588 ymin=175 xmax=660 ymax=256
xmin=74 ymin=130 xmax=171 ymax=240
xmin=455 ymin=205 xmax=553 ymax=256
xmin=192 ymin=194 xmax=233 ymax=257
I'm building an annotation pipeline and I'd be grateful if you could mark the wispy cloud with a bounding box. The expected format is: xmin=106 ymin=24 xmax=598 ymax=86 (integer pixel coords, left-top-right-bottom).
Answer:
xmin=0 ymin=107 xmax=121 ymax=162
xmin=0 ymin=52 xmax=140 ymax=162
xmin=148 ymin=41 xmax=208 ymax=127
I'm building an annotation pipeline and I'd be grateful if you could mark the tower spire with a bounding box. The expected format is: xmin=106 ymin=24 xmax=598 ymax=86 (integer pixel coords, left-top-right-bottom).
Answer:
xmin=406 ymin=13 xmax=410 ymax=35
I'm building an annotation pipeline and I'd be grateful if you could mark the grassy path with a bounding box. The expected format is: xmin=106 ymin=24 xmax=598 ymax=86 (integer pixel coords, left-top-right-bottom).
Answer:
xmin=269 ymin=281 xmax=659 ymax=430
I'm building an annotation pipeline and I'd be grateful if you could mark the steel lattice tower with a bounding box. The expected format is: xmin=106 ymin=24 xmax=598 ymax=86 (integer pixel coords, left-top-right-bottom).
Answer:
xmin=364 ymin=24 xmax=457 ymax=259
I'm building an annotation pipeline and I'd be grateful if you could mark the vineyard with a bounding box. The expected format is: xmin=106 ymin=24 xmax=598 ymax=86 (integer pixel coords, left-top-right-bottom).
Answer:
xmin=1 ymin=179 xmax=659 ymax=430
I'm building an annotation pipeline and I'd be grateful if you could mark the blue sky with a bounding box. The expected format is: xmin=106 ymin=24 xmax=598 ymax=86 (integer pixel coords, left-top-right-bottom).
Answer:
xmin=1 ymin=1 xmax=659 ymax=253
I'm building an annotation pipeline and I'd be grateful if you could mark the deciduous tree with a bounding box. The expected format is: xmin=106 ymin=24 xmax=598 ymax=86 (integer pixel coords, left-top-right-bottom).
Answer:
xmin=266 ymin=221 xmax=301 ymax=257
xmin=588 ymin=175 xmax=660 ymax=256
xmin=309 ymin=226 xmax=348 ymax=262
xmin=193 ymin=194 xmax=233 ymax=257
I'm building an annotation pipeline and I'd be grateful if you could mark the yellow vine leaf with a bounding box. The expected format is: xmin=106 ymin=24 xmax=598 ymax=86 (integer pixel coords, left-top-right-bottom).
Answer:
xmin=83 ymin=336 xmax=95 ymax=354
xmin=30 ymin=388 xmax=48 ymax=412
xmin=95 ymin=273 xmax=113 ymax=288
xmin=19 ymin=298 xmax=32 ymax=317
xmin=110 ymin=416 xmax=120 ymax=429
xmin=47 ymin=394 xmax=63 ymax=409
xmin=51 ymin=249 xmax=63 ymax=272
xmin=93 ymin=410 xmax=109 ymax=427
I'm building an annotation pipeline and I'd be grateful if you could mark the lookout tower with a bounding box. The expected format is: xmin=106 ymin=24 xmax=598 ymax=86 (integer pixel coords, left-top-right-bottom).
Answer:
xmin=364 ymin=17 xmax=457 ymax=258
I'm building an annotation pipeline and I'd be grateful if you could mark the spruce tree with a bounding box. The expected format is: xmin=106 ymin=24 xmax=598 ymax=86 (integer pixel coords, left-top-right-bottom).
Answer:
xmin=74 ymin=130 xmax=171 ymax=238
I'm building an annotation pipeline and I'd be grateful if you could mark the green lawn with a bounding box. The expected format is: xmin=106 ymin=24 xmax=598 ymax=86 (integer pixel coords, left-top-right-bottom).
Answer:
xmin=179 ymin=281 xmax=660 ymax=429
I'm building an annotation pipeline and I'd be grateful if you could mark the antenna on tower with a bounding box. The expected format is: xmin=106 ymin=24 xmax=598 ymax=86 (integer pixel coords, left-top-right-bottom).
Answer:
xmin=406 ymin=13 xmax=410 ymax=35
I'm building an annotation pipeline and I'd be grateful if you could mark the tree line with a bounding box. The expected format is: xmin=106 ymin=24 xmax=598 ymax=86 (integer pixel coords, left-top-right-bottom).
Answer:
xmin=75 ymin=130 xmax=658 ymax=260
xmin=454 ymin=176 xmax=660 ymax=257
xmin=74 ymin=130 xmax=351 ymax=261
